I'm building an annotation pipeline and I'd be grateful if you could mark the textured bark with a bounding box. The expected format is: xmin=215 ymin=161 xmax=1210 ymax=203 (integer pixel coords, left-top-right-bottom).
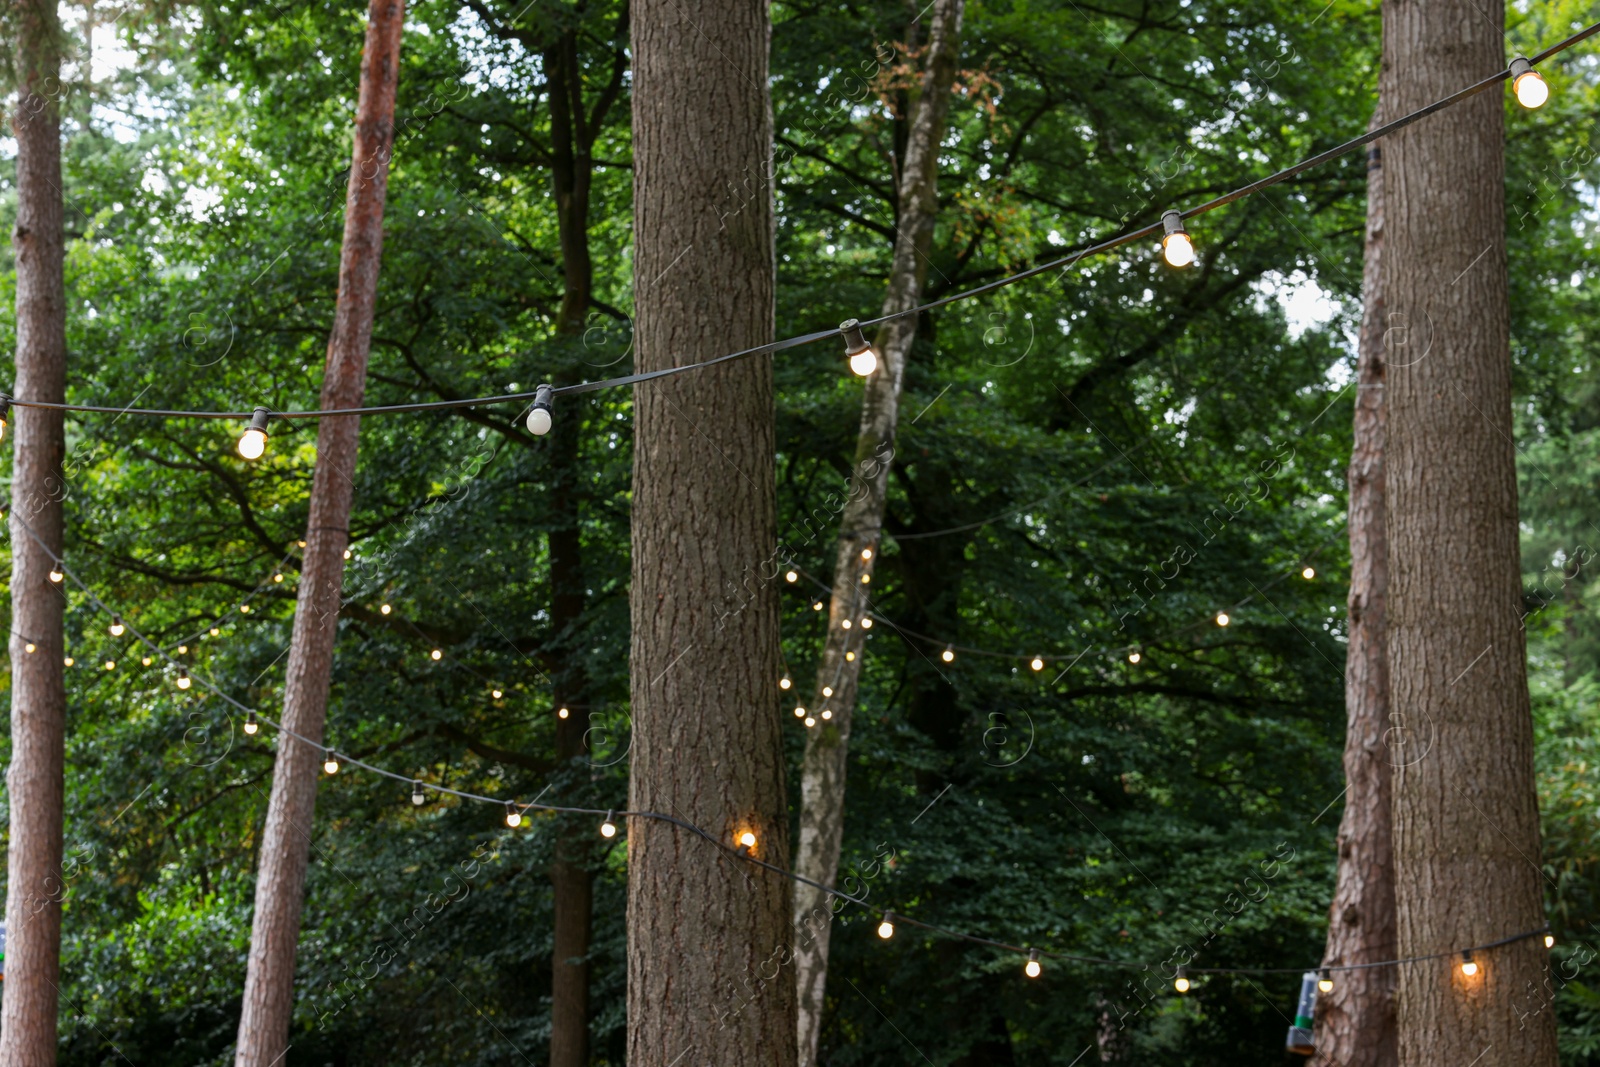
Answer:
xmin=627 ymin=0 xmax=794 ymax=1060
xmin=1317 ymin=128 xmax=1398 ymax=1067
xmin=233 ymin=6 xmax=403 ymax=1064
xmin=1380 ymin=5 xmax=1555 ymax=1065
xmin=1 ymin=3 xmax=69 ymax=1064
xmin=790 ymin=4 xmax=963 ymax=1063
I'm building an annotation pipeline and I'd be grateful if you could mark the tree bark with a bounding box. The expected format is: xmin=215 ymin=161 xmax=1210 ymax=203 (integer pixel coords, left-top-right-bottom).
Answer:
xmin=627 ymin=0 xmax=794 ymax=1060
xmin=233 ymin=5 xmax=403 ymax=1063
xmin=1316 ymin=127 xmax=1398 ymax=1067
xmin=1380 ymin=5 xmax=1555 ymax=1065
xmin=2 ymin=3 xmax=69 ymax=1064
xmin=790 ymin=3 xmax=963 ymax=1063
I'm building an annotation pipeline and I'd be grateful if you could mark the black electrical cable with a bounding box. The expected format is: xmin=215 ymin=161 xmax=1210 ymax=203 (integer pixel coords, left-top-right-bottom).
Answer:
xmin=6 ymin=25 xmax=1596 ymax=423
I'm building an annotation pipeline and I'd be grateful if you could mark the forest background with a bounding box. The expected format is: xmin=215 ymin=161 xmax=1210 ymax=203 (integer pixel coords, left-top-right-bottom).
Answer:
xmin=2 ymin=0 xmax=1600 ymax=1063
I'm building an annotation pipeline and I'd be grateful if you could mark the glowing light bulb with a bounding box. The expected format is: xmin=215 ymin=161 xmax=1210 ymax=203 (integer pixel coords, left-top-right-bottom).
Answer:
xmin=841 ymin=619 xmax=852 ymax=630
xmin=1030 ymin=657 xmax=1045 ymax=671
xmin=1546 ymin=934 xmax=1556 ymax=949
xmin=841 ymin=319 xmax=878 ymax=376
xmin=600 ymin=810 xmax=617 ymax=838
xmin=823 ymin=686 xmax=834 ymax=697
xmin=431 ymin=649 xmax=443 ymax=660
xmin=813 ymin=600 xmax=824 ymax=611
xmin=1216 ymin=612 xmax=1230 ymax=627
xmin=178 ymin=645 xmax=188 ymax=654
xmin=942 ymin=646 xmax=955 ymax=663
xmin=240 ymin=604 xmax=251 ymax=614
xmin=209 ymin=628 xmax=219 ymax=636
xmin=298 ymin=540 xmax=306 ymax=548
xmin=492 ymin=689 xmax=503 ymax=699
xmin=804 ymin=715 xmax=816 ymax=728
xmin=785 ymin=570 xmax=798 ymax=583
xmin=821 ymin=709 xmax=833 ymax=720
xmin=795 ymin=705 xmax=806 ymax=718
xmin=526 ymin=385 xmax=555 ymax=435
xmin=506 ymin=802 xmax=522 ymax=828
xmin=244 ymin=712 xmax=258 ymax=735
xmin=861 ymin=548 xmax=873 ymax=561
xmin=380 ymin=603 xmax=392 ymax=615
xmin=1302 ymin=567 xmax=1316 ymax=580
xmin=861 ymin=618 xmax=873 ymax=630
xmin=343 ymin=549 xmax=352 ymax=560
xmin=24 ymin=643 xmax=35 ymax=654
xmin=103 ymin=660 xmax=115 ymax=671
xmin=1461 ymin=953 xmax=1478 ymax=977
xmin=237 ymin=408 xmax=270 ymax=460
xmin=63 ymin=656 xmax=74 ymax=667
xmin=1025 ymin=949 xmax=1041 ymax=979
xmin=273 ymin=573 xmax=284 ymax=583
xmin=845 ymin=651 xmax=855 ymax=662
xmin=0 ymin=397 xmax=8 ymax=442
xmin=850 ymin=349 xmax=878 ymax=376
xmin=738 ymin=831 xmax=756 ymax=850
xmin=1129 ymin=651 xmax=1141 ymax=664
xmin=109 ymin=617 xmax=125 ymax=637
xmin=1511 ymin=57 xmax=1549 ymax=108
xmin=324 ymin=751 xmax=339 ymax=775
xmin=877 ymin=913 xmax=896 ymax=939
xmin=1318 ymin=969 xmax=1333 ymax=994
xmin=176 ymin=669 xmax=191 ymax=689
xmin=1161 ymin=210 xmax=1195 ymax=267
xmin=412 ymin=780 xmax=426 ymax=806
xmin=141 ymin=656 xmax=151 ymax=666
xmin=1174 ymin=967 xmax=1191 ymax=993
xmin=861 ymin=574 xmax=870 ymax=584
xmin=780 ymin=675 xmax=792 ymax=690
xmin=558 ymin=707 xmax=570 ymax=719
xmin=48 ymin=569 xmax=63 ymax=583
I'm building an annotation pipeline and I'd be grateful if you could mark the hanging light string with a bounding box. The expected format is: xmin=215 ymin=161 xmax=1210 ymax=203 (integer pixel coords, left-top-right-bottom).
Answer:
xmin=10 ymin=510 xmax=1560 ymax=983
xmin=0 ymin=26 xmax=1592 ymax=429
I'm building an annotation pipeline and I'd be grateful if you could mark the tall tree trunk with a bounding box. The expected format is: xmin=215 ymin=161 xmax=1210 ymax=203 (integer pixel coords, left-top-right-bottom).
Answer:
xmin=790 ymin=2 xmax=963 ymax=1063
xmin=233 ymin=5 xmax=403 ymax=1063
xmin=627 ymin=0 xmax=793 ymax=1060
xmin=1381 ymin=7 xmax=1555 ymax=1065
xmin=1318 ymin=128 xmax=1397 ymax=1067
xmin=2 ymin=3 xmax=69 ymax=1064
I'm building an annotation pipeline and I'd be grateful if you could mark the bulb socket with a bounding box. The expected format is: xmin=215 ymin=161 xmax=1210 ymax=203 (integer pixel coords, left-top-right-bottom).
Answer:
xmin=247 ymin=407 xmax=270 ymax=436
xmin=1510 ymin=56 xmax=1533 ymax=80
xmin=840 ymin=318 xmax=872 ymax=358
xmin=1161 ymin=210 xmax=1186 ymax=237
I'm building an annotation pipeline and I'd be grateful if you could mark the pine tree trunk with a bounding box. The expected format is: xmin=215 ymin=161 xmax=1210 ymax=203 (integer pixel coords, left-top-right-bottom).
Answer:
xmin=1318 ymin=128 xmax=1397 ymax=1067
xmin=1380 ymin=5 xmax=1556 ymax=1064
xmin=627 ymin=0 xmax=793 ymax=1060
xmin=1 ymin=3 xmax=69 ymax=1063
xmin=790 ymin=3 xmax=962 ymax=1062
xmin=233 ymin=5 xmax=403 ymax=1063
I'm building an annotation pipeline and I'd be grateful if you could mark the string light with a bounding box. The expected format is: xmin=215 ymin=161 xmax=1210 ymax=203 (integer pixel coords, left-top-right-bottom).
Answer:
xmin=431 ymin=649 xmax=442 ymax=660
xmin=209 ymin=628 xmax=220 ymax=636
xmin=785 ymin=570 xmax=798 ymax=583
xmin=412 ymin=780 xmax=426 ymax=806
xmin=738 ymin=831 xmax=757 ymax=850
xmin=942 ymin=645 xmax=955 ymax=663
xmin=821 ymin=709 xmax=833 ymax=720
xmin=492 ymin=688 xmax=503 ymax=699
xmin=0 ymin=394 xmax=9 ymax=442
xmin=1460 ymin=951 xmax=1478 ymax=977
xmin=109 ymin=616 xmax=125 ymax=636
xmin=178 ymin=644 xmax=188 ymax=654
xmin=558 ymin=707 xmax=570 ymax=719
xmin=343 ymin=549 xmax=352 ymax=560
xmin=600 ymin=810 xmax=617 ymax=838
xmin=1128 ymin=650 xmax=1141 ymax=664
xmin=237 ymin=408 xmax=270 ymax=460
xmin=822 ymin=686 xmax=833 ymax=697
xmin=176 ymin=668 xmax=191 ymax=690
xmin=845 ymin=651 xmax=855 ymax=662
xmin=860 ymin=618 xmax=872 ymax=630
xmin=1030 ymin=656 xmax=1044 ymax=671
xmin=1161 ymin=210 xmax=1195 ymax=267
xmin=804 ymin=715 xmax=817 ymax=728
xmin=240 ymin=604 xmax=252 ymax=614
xmin=861 ymin=548 xmax=873 ymax=561
xmin=1174 ymin=966 xmax=1191 ymax=993
xmin=1025 ymin=948 xmax=1042 ymax=978
xmin=1216 ymin=612 xmax=1230 ymax=627
xmin=140 ymin=656 xmax=151 ymax=665
xmin=841 ymin=319 xmax=878 ymax=376
xmin=813 ymin=600 xmax=824 ymax=611
xmin=244 ymin=711 xmax=259 ymax=735
xmin=861 ymin=573 xmax=870 ymax=584
xmin=1318 ymin=968 xmax=1333 ymax=994
xmin=324 ymin=749 xmax=340 ymax=775
xmin=525 ymin=383 xmax=554 ymax=436
xmin=780 ymin=674 xmax=792 ymax=690
xmin=1546 ymin=933 xmax=1556 ymax=949
xmin=49 ymin=568 xmax=63 ymax=583
xmin=24 ymin=642 xmax=35 ymax=654
xmin=1302 ymin=567 xmax=1315 ymax=580
xmin=273 ymin=573 xmax=284 ymax=583
xmin=63 ymin=656 xmax=74 ymax=667
xmin=1510 ymin=56 xmax=1549 ymax=108
xmin=103 ymin=660 xmax=115 ymax=671
xmin=841 ymin=619 xmax=852 ymax=630
xmin=795 ymin=705 xmax=806 ymax=718
xmin=878 ymin=912 xmax=896 ymax=939
xmin=380 ymin=603 xmax=392 ymax=614
xmin=505 ymin=802 xmax=522 ymax=828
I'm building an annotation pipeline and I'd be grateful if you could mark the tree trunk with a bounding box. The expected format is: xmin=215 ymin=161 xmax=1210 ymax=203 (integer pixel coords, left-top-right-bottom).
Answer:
xmin=1 ymin=3 xmax=69 ymax=1064
xmin=790 ymin=3 xmax=963 ymax=1063
xmin=233 ymin=5 xmax=403 ymax=1063
xmin=1381 ymin=6 xmax=1556 ymax=1065
xmin=627 ymin=0 xmax=793 ymax=1060
xmin=1317 ymin=128 xmax=1398 ymax=1067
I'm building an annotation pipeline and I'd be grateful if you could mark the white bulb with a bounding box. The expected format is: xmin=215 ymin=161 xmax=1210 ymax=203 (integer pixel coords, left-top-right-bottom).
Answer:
xmin=1162 ymin=231 xmax=1195 ymax=268
xmin=1025 ymin=959 xmax=1041 ymax=978
xmin=431 ymin=649 xmax=443 ymax=660
xmin=804 ymin=716 xmax=816 ymax=728
xmin=526 ymin=407 xmax=553 ymax=435
xmin=1461 ymin=961 xmax=1478 ymax=977
xmin=412 ymin=787 xmax=426 ymax=806
xmin=1546 ymin=934 xmax=1556 ymax=949
xmin=738 ymin=831 xmax=756 ymax=849
xmin=506 ymin=810 xmax=522 ymax=828
xmin=1514 ymin=70 xmax=1549 ymax=108
xmin=785 ymin=570 xmax=798 ymax=583
xmin=600 ymin=819 xmax=617 ymax=838
xmin=492 ymin=689 xmax=503 ymax=699
xmin=109 ymin=620 xmax=125 ymax=636
xmin=1302 ymin=567 xmax=1316 ymax=580
xmin=942 ymin=647 xmax=955 ymax=663
xmin=780 ymin=676 xmax=792 ymax=690
xmin=48 ymin=569 xmax=63 ymax=583
xmin=850 ymin=348 xmax=878 ymax=376
xmin=1128 ymin=651 xmax=1141 ymax=664
xmin=821 ymin=709 xmax=832 ymax=720
xmin=1318 ymin=978 xmax=1334 ymax=993
xmin=237 ymin=428 xmax=267 ymax=460
xmin=1216 ymin=612 xmax=1230 ymax=627
xmin=877 ymin=919 xmax=894 ymax=939
xmin=244 ymin=719 xmax=258 ymax=736
xmin=1174 ymin=976 xmax=1191 ymax=993
xmin=324 ymin=757 xmax=339 ymax=775
xmin=1030 ymin=657 xmax=1044 ymax=671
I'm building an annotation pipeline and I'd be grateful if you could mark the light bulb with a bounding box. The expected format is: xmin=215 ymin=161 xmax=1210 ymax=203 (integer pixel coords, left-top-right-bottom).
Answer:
xmin=861 ymin=618 xmax=873 ymax=630
xmin=1318 ymin=969 xmax=1333 ymax=994
xmin=505 ymin=802 xmax=522 ymax=828
xmin=63 ymin=656 xmax=74 ymax=667
xmin=240 ymin=604 xmax=251 ymax=614
xmin=273 ymin=573 xmax=284 ymax=583
xmin=822 ymin=686 xmax=833 ymax=697
xmin=1461 ymin=952 xmax=1477 ymax=977
xmin=861 ymin=548 xmax=873 ymax=561
xmin=795 ymin=705 xmax=806 ymax=718
xmin=237 ymin=429 xmax=266 ymax=460
xmin=845 ymin=651 xmax=855 ymax=662
xmin=1174 ymin=968 xmax=1191 ymax=994
xmin=813 ymin=601 xmax=824 ymax=611
xmin=110 ymin=617 xmax=125 ymax=636
xmin=842 ymin=619 xmax=852 ymax=630
xmin=140 ymin=656 xmax=151 ymax=666
xmin=861 ymin=573 xmax=870 ymax=584
xmin=1546 ymin=934 xmax=1556 ymax=949
xmin=804 ymin=715 xmax=816 ymax=728
xmin=600 ymin=810 xmax=617 ymax=838
xmin=738 ymin=831 xmax=756 ymax=849
xmin=1129 ymin=651 xmax=1141 ymax=664
xmin=48 ymin=569 xmax=63 ymax=583
xmin=841 ymin=319 xmax=879 ymax=376
xmin=1302 ymin=567 xmax=1315 ymax=580
xmin=176 ymin=669 xmax=191 ymax=689
xmin=821 ymin=709 xmax=833 ymax=720
xmin=525 ymin=385 xmax=555 ymax=435
xmin=0 ymin=397 xmax=8 ymax=443
xmin=412 ymin=781 xmax=426 ymax=806
xmin=209 ymin=628 xmax=219 ymax=636
xmin=244 ymin=712 xmax=258 ymax=735
xmin=103 ymin=660 xmax=115 ymax=671
xmin=343 ymin=549 xmax=352 ymax=560
xmin=492 ymin=688 xmax=503 ymax=699
xmin=850 ymin=349 xmax=878 ymax=376
xmin=1511 ymin=58 xmax=1549 ymax=108
xmin=1162 ymin=231 xmax=1194 ymax=267
xmin=24 ymin=643 xmax=35 ymax=654
xmin=780 ymin=675 xmax=792 ymax=690
xmin=1216 ymin=612 xmax=1230 ymax=627
xmin=380 ymin=603 xmax=391 ymax=614
xmin=431 ymin=649 xmax=443 ymax=660
xmin=178 ymin=644 xmax=188 ymax=654
xmin=942 ymin=646 xmax=955 ymax=663
xmin=1025 ymin=949 xmax=1041 ymax=978
xmin=785 ymin=570 xmax=798 ymax=583
xmin=558 ymin=707 xmax=570 ymax=719
xmin=877 ymin=913 xmax=896 ymax=939
xmin=324 ymin=751 xmax=340 ymax=775
xmin=298 ymin=540 xmax=306 ymax=548
xmin=1030 ymin=657 xmax=1044 ymax=671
